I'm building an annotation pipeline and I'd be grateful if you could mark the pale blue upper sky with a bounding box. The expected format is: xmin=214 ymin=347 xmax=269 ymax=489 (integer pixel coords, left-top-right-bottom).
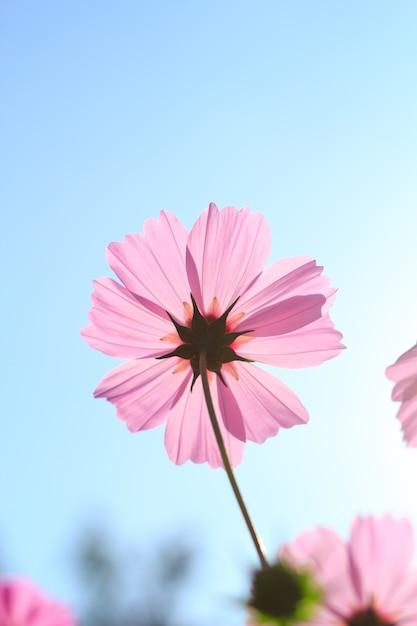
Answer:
xmin=1 ymin=1 xmax=417 ymax=623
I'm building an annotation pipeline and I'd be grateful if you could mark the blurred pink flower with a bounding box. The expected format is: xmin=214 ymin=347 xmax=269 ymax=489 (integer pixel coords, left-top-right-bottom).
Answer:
xmin=386 ymin=343 xmax=417 ymax=447
xmin=281 ymin=515 xmax=417 ymax=625
xmin=82 ymin=203 xmax=344 ymax=467
xmin=0 ymin=579 xmax=76 ymax=626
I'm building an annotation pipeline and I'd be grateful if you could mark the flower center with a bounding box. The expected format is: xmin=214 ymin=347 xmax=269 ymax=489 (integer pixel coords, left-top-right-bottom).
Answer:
xmin=158 ymin=294 xmax=253 ymax=389
xmin=346 ymin=607 xmax=395 ymax=626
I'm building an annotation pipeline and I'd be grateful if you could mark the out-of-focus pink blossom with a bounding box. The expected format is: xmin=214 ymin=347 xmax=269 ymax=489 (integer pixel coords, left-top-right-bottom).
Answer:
xmin=82 ymin=203 xmax=344 ymax=467
xmin=0 ymin=578 xmax=76 ymax=626
xmin=281 ymin=515 xmax=417 ymax=625
xmin=386 ymin=343 xmax=417 ymax=447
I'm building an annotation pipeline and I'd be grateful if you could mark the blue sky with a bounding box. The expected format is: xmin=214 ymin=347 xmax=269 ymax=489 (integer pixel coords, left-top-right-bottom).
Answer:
xmin=1 ymin=1 xmax=417 ymax=623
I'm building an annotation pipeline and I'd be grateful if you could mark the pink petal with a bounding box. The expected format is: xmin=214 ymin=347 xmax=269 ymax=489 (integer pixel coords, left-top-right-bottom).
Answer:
xmin=224 ymin=362 xmax=308 ymax=443
xmin=385 ymin=345 xmax=417 ymax=447
xmin=282 ymin=527 xmax=356 ymax=613
xmin=164 ymin=375 xmax=245 ymax=468
xmin=0 ymin=581 xmax=30 ymax=621
xmin=81 ymin=278 xmax=175 ymax=358
xmin=241 ymin=294 xmax=326 ymax=337
xmin=238 ymin=312 xmax=344 ymax=368
xmin=387 ymin=569 xmax=417 ymax=624
xmin=186 ymin=203 xmax=271 ymax=315
xmin=106 ymin=211 xmax=190 ymax=320
xmin=386 ymin=344 xmax=417 ymax=401
xmin=386 ymin=345 xmax=417 ymax=447
xmin=216 ymin=378 xmax=247 ymax=442
xmin=234 ymin=256 xmax=344 ymax=367
xmin=348 ymin=515 xmax=414 ymax=611
xmin=389 ymin=376 xmax=417 ymax=402
xmin=398 ymin=397 xmax=417 ymax=446
xmin=0 ymin=579 xmax=75 ymax=626
xmin=94 ymin=358 xmax=189 ymax=432
xmin=282 ymin=527 xmax=345 ymax=580
xmin=238 ymin=257 xmax=334 ymax=318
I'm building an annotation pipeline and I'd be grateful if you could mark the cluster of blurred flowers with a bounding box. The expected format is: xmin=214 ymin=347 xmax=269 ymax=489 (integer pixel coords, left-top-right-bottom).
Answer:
xmin=7 ymin=204 xmax=416 ymax=625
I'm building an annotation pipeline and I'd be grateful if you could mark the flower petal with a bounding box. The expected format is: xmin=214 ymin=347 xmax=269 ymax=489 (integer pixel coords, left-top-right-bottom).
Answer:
xmin=387 ymin=569 xmax=417 ymax=624
xmin=282 ymin=527 xmax=345 ymax=580
xmin=238 ymin=312 xmax=344 ymax=368
xmin=81 ymin=277 xmax=175 ymax=358
xmin=242 ymin=294 xmax=326 ymax=337
xmin=0 ymin=579 xmax=75 ymax=626
xmin=386 ymin=344 xmax=417 ymax=401
xmin=348 ymin=515 xmax=414 ymax=611
xmin=186 ymin=203 xmax=271 ymax=314
xmin=216 ymin=377 xmax=247 ymax=442
xmin=282 ymin=527 xmax=356 ymax=617
xmin=234 ymin=256 xmax=344 ymax=367
xmin=106 ymin=211 xmax=190 ymax=320
xmin=164 ymin=375 xmax=245 ymax=468
xmin=386 ymin=345 xmax=417 ymax=447
xmin=94 ymin=358 xmax=189 ymax=432
xmin=238 ymin=257 xmax=334 ymax=319
xmin=224 ymin=362 xmax=308 ymax=443
xmin=398 ymin=397 xmax=417 ymax=446
xmin=0 ymin=581 xmax=35 ymax=621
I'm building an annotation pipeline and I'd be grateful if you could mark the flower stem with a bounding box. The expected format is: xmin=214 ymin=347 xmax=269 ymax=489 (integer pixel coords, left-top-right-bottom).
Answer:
xmin=199 ymin=351 xmax=269 ymax=570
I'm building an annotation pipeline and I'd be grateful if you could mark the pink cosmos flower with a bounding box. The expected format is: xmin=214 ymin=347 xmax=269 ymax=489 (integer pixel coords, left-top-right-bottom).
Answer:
xmin=280 ymin=515 xmax=417 ymax=625
xmin=386 ymin=343 xmax=417 ymax=447
xmin=0 ymin=578 xmax=76 ymax=625
xmin=82 ymin=203 xmax=344 ymax=468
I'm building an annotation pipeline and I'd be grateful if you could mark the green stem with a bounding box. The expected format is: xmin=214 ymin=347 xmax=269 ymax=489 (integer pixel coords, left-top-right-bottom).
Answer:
xmin=199 ymin=351 xmax=269 ymax=570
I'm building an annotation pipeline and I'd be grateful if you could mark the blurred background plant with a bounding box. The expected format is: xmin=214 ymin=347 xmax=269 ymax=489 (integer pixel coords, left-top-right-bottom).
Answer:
xmin=72 ymin=527 xmax=198 ymax=626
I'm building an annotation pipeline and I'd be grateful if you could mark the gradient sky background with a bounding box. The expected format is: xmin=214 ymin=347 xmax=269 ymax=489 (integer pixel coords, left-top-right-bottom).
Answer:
xmin=1 ymin=1 xmax=417 ymax=624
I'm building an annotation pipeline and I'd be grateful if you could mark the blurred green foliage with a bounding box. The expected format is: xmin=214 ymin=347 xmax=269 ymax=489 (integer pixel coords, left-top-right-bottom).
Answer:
xmin=73 ymin=528 xmax=196 ymax=626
